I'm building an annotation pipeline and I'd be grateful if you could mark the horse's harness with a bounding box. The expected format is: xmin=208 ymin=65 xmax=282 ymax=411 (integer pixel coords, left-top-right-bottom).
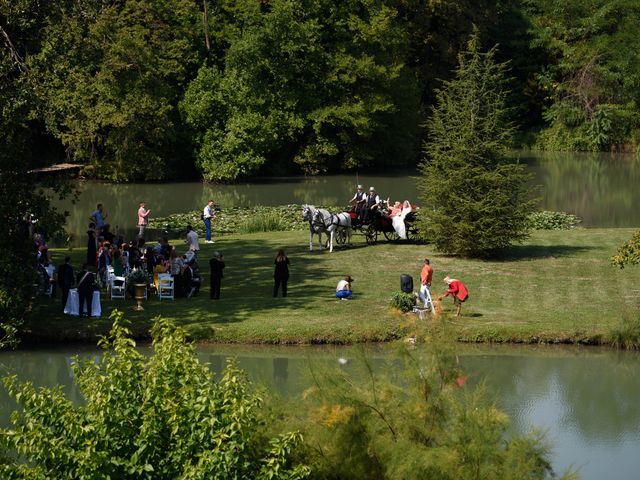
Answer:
xmin=313 ymin=211 xmax=342 ymax=230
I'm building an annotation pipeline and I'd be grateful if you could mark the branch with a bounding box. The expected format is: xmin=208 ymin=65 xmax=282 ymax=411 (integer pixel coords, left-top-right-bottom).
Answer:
xmin=0 ymin=23 xmax=28 ymax=73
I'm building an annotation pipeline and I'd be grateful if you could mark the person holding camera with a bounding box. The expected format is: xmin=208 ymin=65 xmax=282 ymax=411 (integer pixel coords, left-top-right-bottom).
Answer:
xmin=202 ymin=200 xmax=216 ymax=244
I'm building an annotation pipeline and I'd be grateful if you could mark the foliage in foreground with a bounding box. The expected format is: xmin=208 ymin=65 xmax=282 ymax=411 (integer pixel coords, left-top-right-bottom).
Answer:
xmin=418 ymin=33 xmax=536 ymax=258
xmin=611 ymin=229 xmax=640 ymax=268
xmin=300 ymin=328 xmax=574 ymax=479
xmin=0 ymin=311 xmax=309 ymax=479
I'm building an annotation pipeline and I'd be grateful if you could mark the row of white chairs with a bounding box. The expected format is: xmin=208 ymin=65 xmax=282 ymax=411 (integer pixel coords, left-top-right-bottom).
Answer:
xmin=105 ymin=266 xmax=175 ymax=301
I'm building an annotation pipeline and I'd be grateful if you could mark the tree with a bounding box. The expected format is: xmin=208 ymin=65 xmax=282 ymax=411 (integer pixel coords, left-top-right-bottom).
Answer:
xmin=527 ymin=0 xmax=640 ymax=151
xmin=611 ymin=230 xmax=640 ymax=268
xmin=182 ymin=0 xmax=420 ymax=182
xmin=301 ymin=331 xmax=570 ymax=479
xmin=0 ymin=0 xmax=68 ymax=348
xmin=28 ymin=0 xmax=206 ymax=181
xmin=0 ymin=312 xmax=310 ymax=479
xmin=417 ymin=32 xmax=535 ymax=257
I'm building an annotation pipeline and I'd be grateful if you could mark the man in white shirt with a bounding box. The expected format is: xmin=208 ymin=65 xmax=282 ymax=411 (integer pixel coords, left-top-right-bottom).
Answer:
xmin=186 ymin=225 xmax=200 ymax=255
xmin=203 ymin=200 xmax=215 ymax=244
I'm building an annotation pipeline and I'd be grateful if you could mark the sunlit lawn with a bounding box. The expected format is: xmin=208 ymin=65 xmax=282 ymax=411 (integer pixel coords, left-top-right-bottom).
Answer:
xmin=27 ymin=228 xmax=640 ymax=344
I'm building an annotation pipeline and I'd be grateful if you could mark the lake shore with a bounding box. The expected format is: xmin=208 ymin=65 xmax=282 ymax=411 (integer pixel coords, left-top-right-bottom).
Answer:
xmin=26 ymin=228 xmax=640 ymax=346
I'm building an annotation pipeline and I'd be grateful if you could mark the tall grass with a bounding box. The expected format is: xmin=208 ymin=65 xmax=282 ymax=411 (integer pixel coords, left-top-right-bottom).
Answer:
xmin=608 ymin=315 xmax=640 ymax=350
xmin=237 ymin=212 xmax=287 ymax=234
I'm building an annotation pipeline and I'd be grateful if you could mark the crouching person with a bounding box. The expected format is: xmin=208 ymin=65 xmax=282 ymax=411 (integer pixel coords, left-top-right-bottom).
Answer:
xmin=336 ymin=275 xmax=353 ymax=300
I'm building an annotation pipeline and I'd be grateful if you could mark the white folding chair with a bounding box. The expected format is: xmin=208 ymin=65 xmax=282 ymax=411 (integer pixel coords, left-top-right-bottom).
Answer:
xmin=158 ymin=273 xmax=174 ymax=301
xmin=110 ymin=276 xmax=126 ymax=300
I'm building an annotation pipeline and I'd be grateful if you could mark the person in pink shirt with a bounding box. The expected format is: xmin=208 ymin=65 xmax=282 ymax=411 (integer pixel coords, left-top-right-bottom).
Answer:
xmin=439 ymin=276 xmax=469 ymax=317
xmin=137 ymin=202 xmax=151 ymax=239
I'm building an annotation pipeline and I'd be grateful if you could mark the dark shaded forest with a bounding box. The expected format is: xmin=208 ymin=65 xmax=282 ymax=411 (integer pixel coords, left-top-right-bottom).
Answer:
xmin=2 ymin=0 xmax=639 ymax=182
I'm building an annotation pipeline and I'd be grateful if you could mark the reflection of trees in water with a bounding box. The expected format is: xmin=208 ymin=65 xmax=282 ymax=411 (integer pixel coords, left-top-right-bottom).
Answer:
xmin=0 ymin=351 xmax=90 ymax=427
xmin=523 ymin=151 xmax=640 ymax=226
xmin=464 ymin=353 xmax=640 ymax=442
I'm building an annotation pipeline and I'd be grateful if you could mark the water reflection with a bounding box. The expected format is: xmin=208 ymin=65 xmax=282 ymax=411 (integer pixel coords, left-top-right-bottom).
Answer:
xmin=50 ymin=151 xmax=640 ymax=242
xmin=1 ymin=344 xmax=638 ymax=480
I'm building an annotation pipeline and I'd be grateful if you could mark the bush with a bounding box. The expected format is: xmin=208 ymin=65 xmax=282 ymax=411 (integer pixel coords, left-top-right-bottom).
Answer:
xmin=527 ymin=211 xmax=582 ymax=230
xmin=389 ymin=291 xmax=416 ymax=312
xmin=0 ymin=311 xmax=310 ymax=479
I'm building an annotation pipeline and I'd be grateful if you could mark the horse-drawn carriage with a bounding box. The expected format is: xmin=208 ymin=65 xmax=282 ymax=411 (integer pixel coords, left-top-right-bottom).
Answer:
xmin=345 ymin=201 xmax=419 ymax=245
xmin=302 ymin=202 xmax=418 ymax=251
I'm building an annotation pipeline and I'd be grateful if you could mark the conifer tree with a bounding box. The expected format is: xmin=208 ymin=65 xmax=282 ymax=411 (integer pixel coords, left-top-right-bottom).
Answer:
xmin=418 ymin=32 xmax=535 ymax=257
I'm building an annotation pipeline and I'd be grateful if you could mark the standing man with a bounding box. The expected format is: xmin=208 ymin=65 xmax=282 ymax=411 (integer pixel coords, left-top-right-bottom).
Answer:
xmin=203 ymin=200 xmax=216 ymax=244
xmin=419 ymin=259 xmax=433 ymax=309
xmin=58 ymin=256 xmax=75 ymax=310
xmin=349 ymin=185 xmax=367 ymax=219
xmin=76 ymin=264 xmax=96 ymax=318
xmin=90 ymin=203 xmax=108 ymax=232
xmin=209 ymin=251 xmax=225 ymax=299
xmin=137 ymin=202 xmax=151 ymax=239
xmin=186 ymin=225 xmax=200 ymax=256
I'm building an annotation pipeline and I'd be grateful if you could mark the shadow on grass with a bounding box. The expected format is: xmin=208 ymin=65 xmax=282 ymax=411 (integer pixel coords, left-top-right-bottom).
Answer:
xmin=496 ymin=244 xmax=594 ymax=261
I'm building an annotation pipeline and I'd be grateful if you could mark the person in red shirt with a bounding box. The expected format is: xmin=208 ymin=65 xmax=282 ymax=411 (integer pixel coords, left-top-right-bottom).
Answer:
xmin=419 ymin=259 xmax=433 ymax=309
xmin=439 ymin=276 xmax=468 ymax=317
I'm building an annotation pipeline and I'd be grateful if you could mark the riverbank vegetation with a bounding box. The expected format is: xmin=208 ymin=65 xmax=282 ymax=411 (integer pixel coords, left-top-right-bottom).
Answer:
xmin=26 ymin=228 xmax=640 ymax=346
xmin=2 ymin=0 xmax=639 ymax=183
xmin=149 ymin=206 xmax=582 ymax=239
xmin=1 ymin=313 xmax=572 ymax=479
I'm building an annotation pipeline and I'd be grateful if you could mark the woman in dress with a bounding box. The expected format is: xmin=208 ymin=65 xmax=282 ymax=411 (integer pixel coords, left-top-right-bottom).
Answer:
xmin=273 ymin=249 xmax=290 ymax=297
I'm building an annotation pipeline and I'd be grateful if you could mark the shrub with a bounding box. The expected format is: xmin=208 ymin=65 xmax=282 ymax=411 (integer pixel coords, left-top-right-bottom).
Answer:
xmin=389 ymin=291 xmax=415 ymax=312
xmin=527 ymin=211 xmax=582 ymax=230
xmin=0 ymin=311 xmax=310 ymax=479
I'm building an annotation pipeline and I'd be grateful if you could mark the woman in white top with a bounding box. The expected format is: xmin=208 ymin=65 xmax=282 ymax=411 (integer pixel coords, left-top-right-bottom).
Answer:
xmin=335 ymin=275 xmax=353 ymax=300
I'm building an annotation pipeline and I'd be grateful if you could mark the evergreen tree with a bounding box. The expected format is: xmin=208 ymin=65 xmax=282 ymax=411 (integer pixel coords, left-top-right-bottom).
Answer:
xmin=417 ymin=33 xmax=535 ymax=257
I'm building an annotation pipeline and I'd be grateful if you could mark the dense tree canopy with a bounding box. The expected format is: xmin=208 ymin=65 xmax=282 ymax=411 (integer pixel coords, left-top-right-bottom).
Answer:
xmin=1 ymin=0 xmax=639 ymax=182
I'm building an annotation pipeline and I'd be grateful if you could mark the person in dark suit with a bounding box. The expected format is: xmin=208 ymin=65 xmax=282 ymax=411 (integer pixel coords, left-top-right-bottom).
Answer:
xmin=77 ymin=264 xmax=96 ymax=317
xmin=183 ymin=263 xmax=201 ymax=298
xmin=209 ymin=252 xmax=225 ymax=299
xmin=58 ymin=256 xmax=75 ymax=309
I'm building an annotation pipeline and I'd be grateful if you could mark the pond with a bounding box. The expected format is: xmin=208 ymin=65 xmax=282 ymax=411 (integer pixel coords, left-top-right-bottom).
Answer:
xmin=51 ymin=150 xmax=640 ymax=243
xmin=1 ymin=343 xmax=638 ymax=480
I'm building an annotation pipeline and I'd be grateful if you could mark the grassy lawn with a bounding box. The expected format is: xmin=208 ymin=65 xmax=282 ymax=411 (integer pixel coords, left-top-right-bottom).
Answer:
xmin=26 ymin=228 xmax=640 ymax=345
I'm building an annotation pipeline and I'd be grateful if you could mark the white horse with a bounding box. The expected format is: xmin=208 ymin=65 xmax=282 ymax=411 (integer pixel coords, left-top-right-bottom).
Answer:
xmin=312 ymin=208 xmax=352 ymax=253
xmin=302 ymin=204 xmax=328 ymax=252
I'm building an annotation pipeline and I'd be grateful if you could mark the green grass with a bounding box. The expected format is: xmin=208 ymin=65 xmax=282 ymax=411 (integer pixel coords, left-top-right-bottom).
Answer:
xmin=26 ymin=228 xmax=640 ymax=345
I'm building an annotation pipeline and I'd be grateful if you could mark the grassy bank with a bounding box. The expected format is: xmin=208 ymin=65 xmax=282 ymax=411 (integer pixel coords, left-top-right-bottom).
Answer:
xmin=27 ymin=228 xmax=640 ymax=345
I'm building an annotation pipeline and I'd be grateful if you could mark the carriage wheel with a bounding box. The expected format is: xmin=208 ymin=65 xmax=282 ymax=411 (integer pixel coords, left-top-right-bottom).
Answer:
xmin=365 ymin=224 xmax=377 ymax=245
xmin=335 ymin=228 xmax=347 ymax=245
xmin=405 ymin=225 xmax=419 ymax=242
xmin=383 ymin=230 xmax=400 ymax=242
